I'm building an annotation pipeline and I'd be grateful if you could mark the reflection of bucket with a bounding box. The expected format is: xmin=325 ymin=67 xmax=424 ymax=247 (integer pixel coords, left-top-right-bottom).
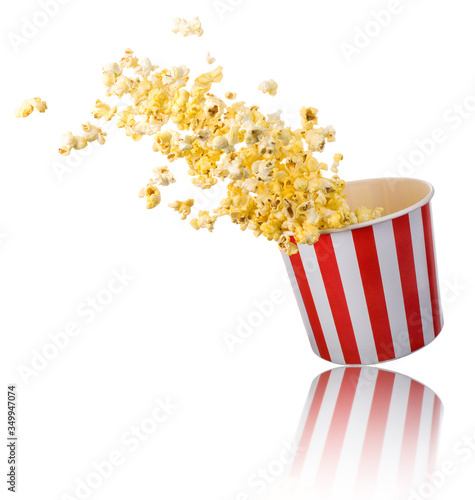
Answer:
xmin=283 ymin=178 xmax=443 ymax=365
xmin=289 ymin=367 xmax=443 ymax=500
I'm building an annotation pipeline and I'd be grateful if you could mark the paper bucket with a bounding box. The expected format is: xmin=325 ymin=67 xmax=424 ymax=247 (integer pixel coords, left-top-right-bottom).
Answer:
xmin=287 ymin=367 xmax=443 ymax=500
xmin=283 ymin=177 xmax=443 ymax=365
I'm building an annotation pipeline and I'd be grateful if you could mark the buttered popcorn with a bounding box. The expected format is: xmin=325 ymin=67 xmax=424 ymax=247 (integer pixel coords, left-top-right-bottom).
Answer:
xmin=169 ymin=199 xmax=194 ymax=219
xmin=190 ymin=211 xmax=218 ymax=232
xmin=15 ymin=97 xmax=47 ymax=118
xmin=258 ymin=79 xmax=278 ymax=96
xmin=206 ymin=52 xmax=216 ymax=65
xmin=55 ymin=43 xmax=382 ymax=255
xmin=172 ymin=17 xmax=203 ymax=37
xmin=59 ymin=123 xmax=106 ymax=155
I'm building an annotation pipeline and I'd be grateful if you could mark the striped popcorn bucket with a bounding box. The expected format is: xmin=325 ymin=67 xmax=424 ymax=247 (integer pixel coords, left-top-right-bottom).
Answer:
xmin=283 ymin=177 xmax=443 ymax=365
xmin=287 ymin=367 xmax=443 ymax=500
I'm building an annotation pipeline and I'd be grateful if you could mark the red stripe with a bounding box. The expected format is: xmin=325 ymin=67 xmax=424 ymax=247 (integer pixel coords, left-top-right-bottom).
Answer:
xmin=314 ymin=368 xmax=361 ymax=496
xmin=428 ymin=396 xmax=442 ymax=473
xmin=352 ymin=226 xmax=395 ymax=361
xmin=421 ymin=203 xmax=442 ymax=336
xmin=314 ymin=235 xmax=361 ymax=364
xmin=392 ymin=215 xmax=425 ymax=351
xmin=291 ymin=370 xmax=331 ymax=478
xmin=353 ymin=370 xmax=396 ymax=497
xmin=396 ymin=380 xmax=425 ymax=494
xmin=289 ymin=249 xmax=331 ymax=360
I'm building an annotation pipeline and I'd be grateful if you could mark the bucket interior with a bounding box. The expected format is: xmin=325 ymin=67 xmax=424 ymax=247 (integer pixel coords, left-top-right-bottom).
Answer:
xmin=344 ymin=177 xmax=432 ymax=217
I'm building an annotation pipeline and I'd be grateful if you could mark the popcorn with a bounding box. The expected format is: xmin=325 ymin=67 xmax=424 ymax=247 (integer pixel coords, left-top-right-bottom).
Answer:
xmin=58 ymin=132 xmax=87 ymax=155
xmin=119 ymin=49 xmax=138 ymax=69
xmin=355 ymin=206 xmax=383 ymax=223
xmin=305 ymin=128 xmax=325 ymax=153
xmin=169 ymin=199 xmax=194 ymax=219
xmin=58 ymin=123 xmax=106 ymax=156
xmin=258 ymin=79 xmax=278 ymax=96
xmin=331 ymin=153 xmax=344 ymax=173
xmin=136 ymin=57 xmax=157 ymax=78
xmin=15 ymin=97 xmax=47 ymax=118
xmin=82 ymin=122 xmax=107 ymax=144
xmin=151 ymin=166 xmax=176 ymax=186
xmin=300 ymin=106 xmax=318 ymax=130
xmin=324 ymin=125 xmax=336 ymax=143
xmin=172 ymin=17 xmax=204 ymax=37
xmin=206 ymin=52 xmax=216 ymax=65
xmin=139 ymin=185 xmax=161 ymax=209
xmin=54 ymin=47 xmax=382 ymax=254
xmin=92 ymin=99 xmax=117 ymax=121
xmin=212 ymin=135 xmax=231 ymax=152
xmin=190 ymin=211 xmax=218 ymax=232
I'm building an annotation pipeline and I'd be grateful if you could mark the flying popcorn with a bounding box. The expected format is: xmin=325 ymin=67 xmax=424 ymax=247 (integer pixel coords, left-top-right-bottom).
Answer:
xmin=258 ymin=79 xmax=278 ymax=96
xmin=15 ymin=97 xmax=47 ymax=118
xmin=172 ymin=17 xmax=204 ymax=37
xmin=53 ymin=47 xmax=381 ymax=255
xmin=169 ymin=199 xmax=195 ymax=220
xmin=206 ymin=52 xmax=216 ymax=64
xmin=190 ymin=211 xmax=218 ymax=232
xmin=139 ymin=185 xmax=161 ymax=209
xmin=59 ymin=124 xmax=106 ymax=156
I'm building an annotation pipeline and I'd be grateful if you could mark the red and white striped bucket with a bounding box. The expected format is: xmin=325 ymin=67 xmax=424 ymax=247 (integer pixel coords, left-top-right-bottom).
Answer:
xmin=283 ymin=178 xmax=443 ymax=365
xmin=287 ymin=367 xmax=443 ymax=500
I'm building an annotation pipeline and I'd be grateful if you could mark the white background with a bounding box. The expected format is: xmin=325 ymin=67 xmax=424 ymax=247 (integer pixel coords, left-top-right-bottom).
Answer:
xmin=1 ymin=0 xmax=474 ymax=499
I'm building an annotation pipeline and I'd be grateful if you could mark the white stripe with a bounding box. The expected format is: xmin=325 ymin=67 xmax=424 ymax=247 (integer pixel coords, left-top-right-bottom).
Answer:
xmin=373 ymin=220 xmax=412 ymax=359
xmin=331 ymin=232 xmax=379 ymax=364
xmin=409 ymin=209 xmax=435 ymax=345
xmin=299 ymin=244 xmax=345 ymax=364
xmin=332 ymin=368 xmax=377 ymax=498
xmin=434 ymin=401 xmax=444 ymax=465
xmin=412 ymin=388 xmax=435 ymax=488
xmin=282 ymin=254 xmax=320 ymax=356
xmin=373 ymin=372 xmax=412 ymax=499
xmin=299 ymin=368 xmax=345 ymax=486
xmin=293 ymin=375 xmax=323 ymax=447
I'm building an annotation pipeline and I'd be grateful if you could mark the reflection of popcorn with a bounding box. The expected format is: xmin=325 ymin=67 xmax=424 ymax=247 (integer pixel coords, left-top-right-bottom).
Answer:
xmin=15 ymin=97 xmax=47 ymax=118
xmin=169 ymin=199 xmax=194 ymax=219
xmin=258 ymin=79 xmax=278 ymax=96
xmin=172 ymin=17 xmax=203 ymax=37
xmin=53 ymin=47 xmax=381 ymax=255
